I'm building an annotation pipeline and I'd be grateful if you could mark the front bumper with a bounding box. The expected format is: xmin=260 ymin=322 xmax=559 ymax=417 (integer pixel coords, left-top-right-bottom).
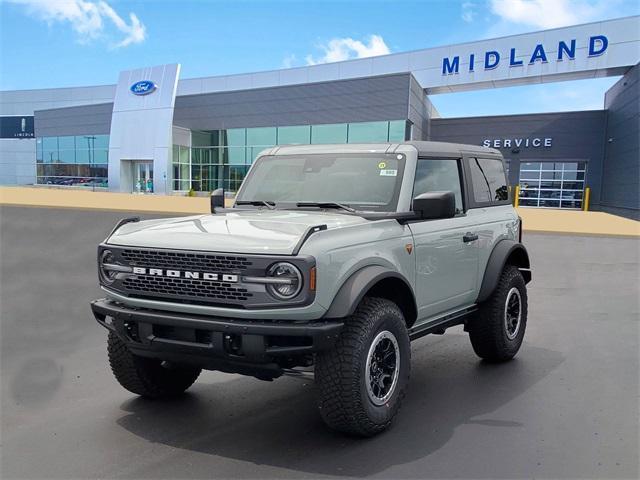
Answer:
xmin=91 ymin=299 xmax=343 ymax=375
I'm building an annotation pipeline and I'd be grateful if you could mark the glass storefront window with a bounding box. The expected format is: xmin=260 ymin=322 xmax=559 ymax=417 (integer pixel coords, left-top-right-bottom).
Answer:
xmin=347 ymin=121 xmax=389 ymax=143
xmin=226 ymin=146 xmax=246 ymax=165
xmin=59 ymin=150 xmax=75 ymax=163
xmin=518 ymin=161 xmax=587 ymax=209
xmin=311 ymin=123 xmax=348 ymax=144
xmin=58 ymin=136 xmax=75 ymax=150
xmin=179 ymin=145 xmax=189 ymax=163
xmin=226 ymin=129 xmax=246 ymax=146
xmin=388 ymin=120 xmax=407 ymax=142
xmin=36 ymin=138 xmax=43 ymax=161
xmin=36 ymin=135 xmax=109 ymax=187
xmin=172 ymin=144 xmax=192 ymax=191
xmin=93 ymin=149 xmax=108 ymax=164
xmin=278 ymin=125 xmax=311 ymax=145
xmin=94 ymin=134 xmax=109 ymax=149
xmin=42 ymin=136 xmax=58 ymax=151
xmin=175 ymin=120 xmax=409 ymax=194
xmin=246 ymin=127 xmax=276 ymax=147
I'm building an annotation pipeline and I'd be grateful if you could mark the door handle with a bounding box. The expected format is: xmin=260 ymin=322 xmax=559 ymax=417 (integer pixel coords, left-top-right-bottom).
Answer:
xmin=463 ymin=232 xmax=478 ymax=243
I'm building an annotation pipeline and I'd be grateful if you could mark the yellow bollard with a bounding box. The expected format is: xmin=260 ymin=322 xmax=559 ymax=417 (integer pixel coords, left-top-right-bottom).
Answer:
xmin=583 ymin=187 xmax=591 ymax=211
xmin=514 ymin=185 xmax=520 ymax=207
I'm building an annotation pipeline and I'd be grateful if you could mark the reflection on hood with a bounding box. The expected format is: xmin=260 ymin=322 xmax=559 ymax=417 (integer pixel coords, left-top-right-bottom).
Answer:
xmin=109 ymin=209 xmax=369 ymax=255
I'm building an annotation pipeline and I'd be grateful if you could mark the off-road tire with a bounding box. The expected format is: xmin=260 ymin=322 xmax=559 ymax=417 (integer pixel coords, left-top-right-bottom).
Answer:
xmin=107 ymin=332 xmax=201 ymax=398
xmin=468 ymin=264 xmax=528 ymax=362
xmin=315 ymin=297 xmax=410 ymax=436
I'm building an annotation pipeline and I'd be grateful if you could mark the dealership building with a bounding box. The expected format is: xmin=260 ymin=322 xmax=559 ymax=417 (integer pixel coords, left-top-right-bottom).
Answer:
xmin=1 ymin=16 xmax=639 ymax=218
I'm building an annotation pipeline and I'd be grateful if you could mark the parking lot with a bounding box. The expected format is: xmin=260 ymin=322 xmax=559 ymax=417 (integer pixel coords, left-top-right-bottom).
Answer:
xmin=1 ymin=205 xmax=638 ymax=479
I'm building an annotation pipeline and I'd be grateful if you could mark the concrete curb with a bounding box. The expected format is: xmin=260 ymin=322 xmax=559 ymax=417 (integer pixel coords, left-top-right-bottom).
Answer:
xmin=2 ymin=186 xmax=638 ymax=237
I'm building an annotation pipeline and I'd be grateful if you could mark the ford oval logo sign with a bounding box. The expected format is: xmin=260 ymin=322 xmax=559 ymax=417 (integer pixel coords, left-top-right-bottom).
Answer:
xmin=130 ymin=80 xmax=156 ymax=95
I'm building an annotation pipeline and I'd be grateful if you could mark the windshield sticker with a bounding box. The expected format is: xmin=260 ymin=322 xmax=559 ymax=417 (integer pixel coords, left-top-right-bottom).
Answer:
xmin=379 ymin=169 xmax=398 ymax=177
xmin=378 ymin=161 xmax=387 ymax=169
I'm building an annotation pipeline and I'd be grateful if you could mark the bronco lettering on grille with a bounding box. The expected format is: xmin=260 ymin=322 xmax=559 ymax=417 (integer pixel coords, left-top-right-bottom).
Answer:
xmin=131 ymin=267 xmax=238 ymax=283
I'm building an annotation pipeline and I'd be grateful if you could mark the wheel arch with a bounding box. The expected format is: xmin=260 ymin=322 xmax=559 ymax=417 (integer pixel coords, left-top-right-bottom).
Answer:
xmin=324 ymin=265 xmax=418 ymax=327
xmin=477 ymin=239 xmax=531 ymax=303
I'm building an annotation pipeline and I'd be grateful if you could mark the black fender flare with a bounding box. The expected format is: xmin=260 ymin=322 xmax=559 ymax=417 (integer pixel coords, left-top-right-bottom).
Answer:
xmin=324 ymin=265 xmax=414 ymax=319
xmin=477 ymin=239 xmax=531 ymax=303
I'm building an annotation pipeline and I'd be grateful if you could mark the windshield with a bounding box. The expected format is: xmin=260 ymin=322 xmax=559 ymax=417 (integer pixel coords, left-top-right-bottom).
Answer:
xmin=235 ymin=153 xmax=405 ymax=212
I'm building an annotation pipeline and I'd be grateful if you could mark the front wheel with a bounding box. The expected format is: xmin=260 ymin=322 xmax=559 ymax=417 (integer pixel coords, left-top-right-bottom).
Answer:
xmin=315 ymin=297 xmax=411 ymax=436
xmin=107 ymin=332 xmax=201 ymax=398
xmin=468 ymin=265 xmax=528 ymax=362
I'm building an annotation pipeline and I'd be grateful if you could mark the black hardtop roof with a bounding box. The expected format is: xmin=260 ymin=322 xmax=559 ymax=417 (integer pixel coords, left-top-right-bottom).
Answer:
xmin=266 ymin=141 xmax=502 ymax=158
xmin=401 ymin=141 xmax=502 ymax=157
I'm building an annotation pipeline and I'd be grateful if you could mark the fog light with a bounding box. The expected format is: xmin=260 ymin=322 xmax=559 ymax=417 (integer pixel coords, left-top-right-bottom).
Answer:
xmin=266 ymin=262 xmax=302 ymax=299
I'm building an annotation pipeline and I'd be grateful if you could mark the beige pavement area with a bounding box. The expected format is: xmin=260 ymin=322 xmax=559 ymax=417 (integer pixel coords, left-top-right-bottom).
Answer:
xmin=1 ymin=186 xmax=638 ymax=237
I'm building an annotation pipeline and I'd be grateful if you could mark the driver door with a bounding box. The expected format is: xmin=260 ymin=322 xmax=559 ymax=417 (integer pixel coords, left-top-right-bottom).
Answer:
xmin=408 ymin=158 xmax=479 ymax=322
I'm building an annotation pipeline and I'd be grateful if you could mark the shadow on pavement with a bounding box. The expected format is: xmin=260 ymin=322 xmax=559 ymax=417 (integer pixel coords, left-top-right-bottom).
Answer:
xmin=116 ymin=337 xmax=564 ymax=478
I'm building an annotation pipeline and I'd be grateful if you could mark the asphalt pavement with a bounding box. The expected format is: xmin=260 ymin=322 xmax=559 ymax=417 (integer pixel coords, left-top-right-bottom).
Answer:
xmin=1 ymin=205 xmax=638 ymax=479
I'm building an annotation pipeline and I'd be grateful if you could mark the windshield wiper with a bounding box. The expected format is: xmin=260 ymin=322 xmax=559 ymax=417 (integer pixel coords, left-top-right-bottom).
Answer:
xmin=235 ymin=200 xmax=276 ymax=210
xmin=296 ymin=202 xmax=356 ymax=213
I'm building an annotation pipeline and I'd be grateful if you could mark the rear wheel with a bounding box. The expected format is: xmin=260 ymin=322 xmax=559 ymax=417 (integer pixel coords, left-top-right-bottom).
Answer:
xmin=107 ymin=332 xmax=201 ymax=398
xmin=315 ymin=297 xmax=410 ymax=436
xmin=468 ymin=265 xmax=528 ymax=362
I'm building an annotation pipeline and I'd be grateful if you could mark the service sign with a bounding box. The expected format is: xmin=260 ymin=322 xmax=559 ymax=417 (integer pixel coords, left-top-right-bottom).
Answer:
xmin=130 ymin=80 xmax=157 ymax=96
xmin=482 ymin=137 xmax=553 ymax=149
xmin=0 ymin=116 xmax=34 ymax=139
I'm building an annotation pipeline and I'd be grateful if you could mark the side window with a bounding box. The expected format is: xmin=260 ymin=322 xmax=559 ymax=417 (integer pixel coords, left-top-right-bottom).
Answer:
xmin=413 ymin=159 xmax=463 ymax=213
xmin=468 ymin=157 xmax=509 ymax=203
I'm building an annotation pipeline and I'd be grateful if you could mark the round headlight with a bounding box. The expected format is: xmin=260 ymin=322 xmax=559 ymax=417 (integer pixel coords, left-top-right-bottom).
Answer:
xmin=266 ymin=262 xmax=303 ymax=299
xmin=99 ymin=249 xmax=117 ymax=284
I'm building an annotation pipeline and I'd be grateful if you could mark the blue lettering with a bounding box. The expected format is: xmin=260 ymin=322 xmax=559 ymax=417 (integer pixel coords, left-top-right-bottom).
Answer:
xmin=484 ymin=51 xmax=500 ymax=69
xmin=529 ymin=44 xmax=548 ymax=64
xmin=558 ymin=39 xmax=576 ymax=60
xmin=589 ymin=35 xmax=608 ymax=56
xmin=442 ymin=56 xmax=460 ymax=75
xmin=509 ymin=48 xmax=523 ymax=67
xmin=444 ymin=35 xmax=607 ymax=76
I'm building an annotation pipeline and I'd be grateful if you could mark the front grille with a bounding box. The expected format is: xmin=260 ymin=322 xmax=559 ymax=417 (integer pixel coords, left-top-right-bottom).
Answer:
xmin=121 ymin=249 xmax=253 ymax=272
xmin=102 ymin=246 xmax=314 ymax=309
xmin=123 ymin=275 xmax=253 ymax=302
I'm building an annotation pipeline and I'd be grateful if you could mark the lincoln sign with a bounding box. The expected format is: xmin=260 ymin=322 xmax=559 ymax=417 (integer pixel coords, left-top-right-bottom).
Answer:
xmin=442 ymin=35 xmax=608 ymax=75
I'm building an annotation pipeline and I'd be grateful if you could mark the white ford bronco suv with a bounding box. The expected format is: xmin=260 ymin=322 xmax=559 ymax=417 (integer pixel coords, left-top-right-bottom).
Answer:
xmin=92 ymin=141 xmax=531 ymax=436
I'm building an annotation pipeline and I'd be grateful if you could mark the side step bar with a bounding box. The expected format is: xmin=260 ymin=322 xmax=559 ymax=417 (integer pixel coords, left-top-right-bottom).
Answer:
xmin=408 ymin=306 xmax=478 ymax=341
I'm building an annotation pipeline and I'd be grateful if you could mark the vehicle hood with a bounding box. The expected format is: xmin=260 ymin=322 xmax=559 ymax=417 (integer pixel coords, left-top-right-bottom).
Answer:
xmin=107 ymin=209 xmax=369 ymax=255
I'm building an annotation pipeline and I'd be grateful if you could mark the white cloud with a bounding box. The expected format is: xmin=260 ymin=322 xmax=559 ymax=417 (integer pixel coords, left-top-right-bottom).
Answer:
xmin=305 ymin=35 xmax=390 ymax=65
xmin=462 ymin=2 xmax=476 ymax=23
xmin=6 ymin=0 xmax=146 ymax=48
xmin=281 ymin=54 xmax=297 ymax=69
xmin=489 ymin=0 xmax=609 ymax=29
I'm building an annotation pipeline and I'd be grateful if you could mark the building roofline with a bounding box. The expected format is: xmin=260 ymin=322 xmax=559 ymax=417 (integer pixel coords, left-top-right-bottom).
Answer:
xmin=432 ymin=109 xmax=606 ymax=121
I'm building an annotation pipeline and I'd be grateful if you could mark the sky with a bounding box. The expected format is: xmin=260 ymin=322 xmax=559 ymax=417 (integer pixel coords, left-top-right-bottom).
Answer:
xmin=0 ymin=0 xmax=638 ymax=117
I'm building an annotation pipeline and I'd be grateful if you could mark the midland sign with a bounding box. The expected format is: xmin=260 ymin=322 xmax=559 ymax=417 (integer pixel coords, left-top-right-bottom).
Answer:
xmin=442 ymin=36 xmax=608 ymax=75
xmin=411 ymin=16 xmax=639 ymax=93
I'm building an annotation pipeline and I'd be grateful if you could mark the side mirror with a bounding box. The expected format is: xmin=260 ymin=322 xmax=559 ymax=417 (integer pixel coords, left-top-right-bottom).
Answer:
xmin=210 ymin=188 xmax=225 ymax=213
xmin=412 ymin=191 xmax=456 ymax=220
